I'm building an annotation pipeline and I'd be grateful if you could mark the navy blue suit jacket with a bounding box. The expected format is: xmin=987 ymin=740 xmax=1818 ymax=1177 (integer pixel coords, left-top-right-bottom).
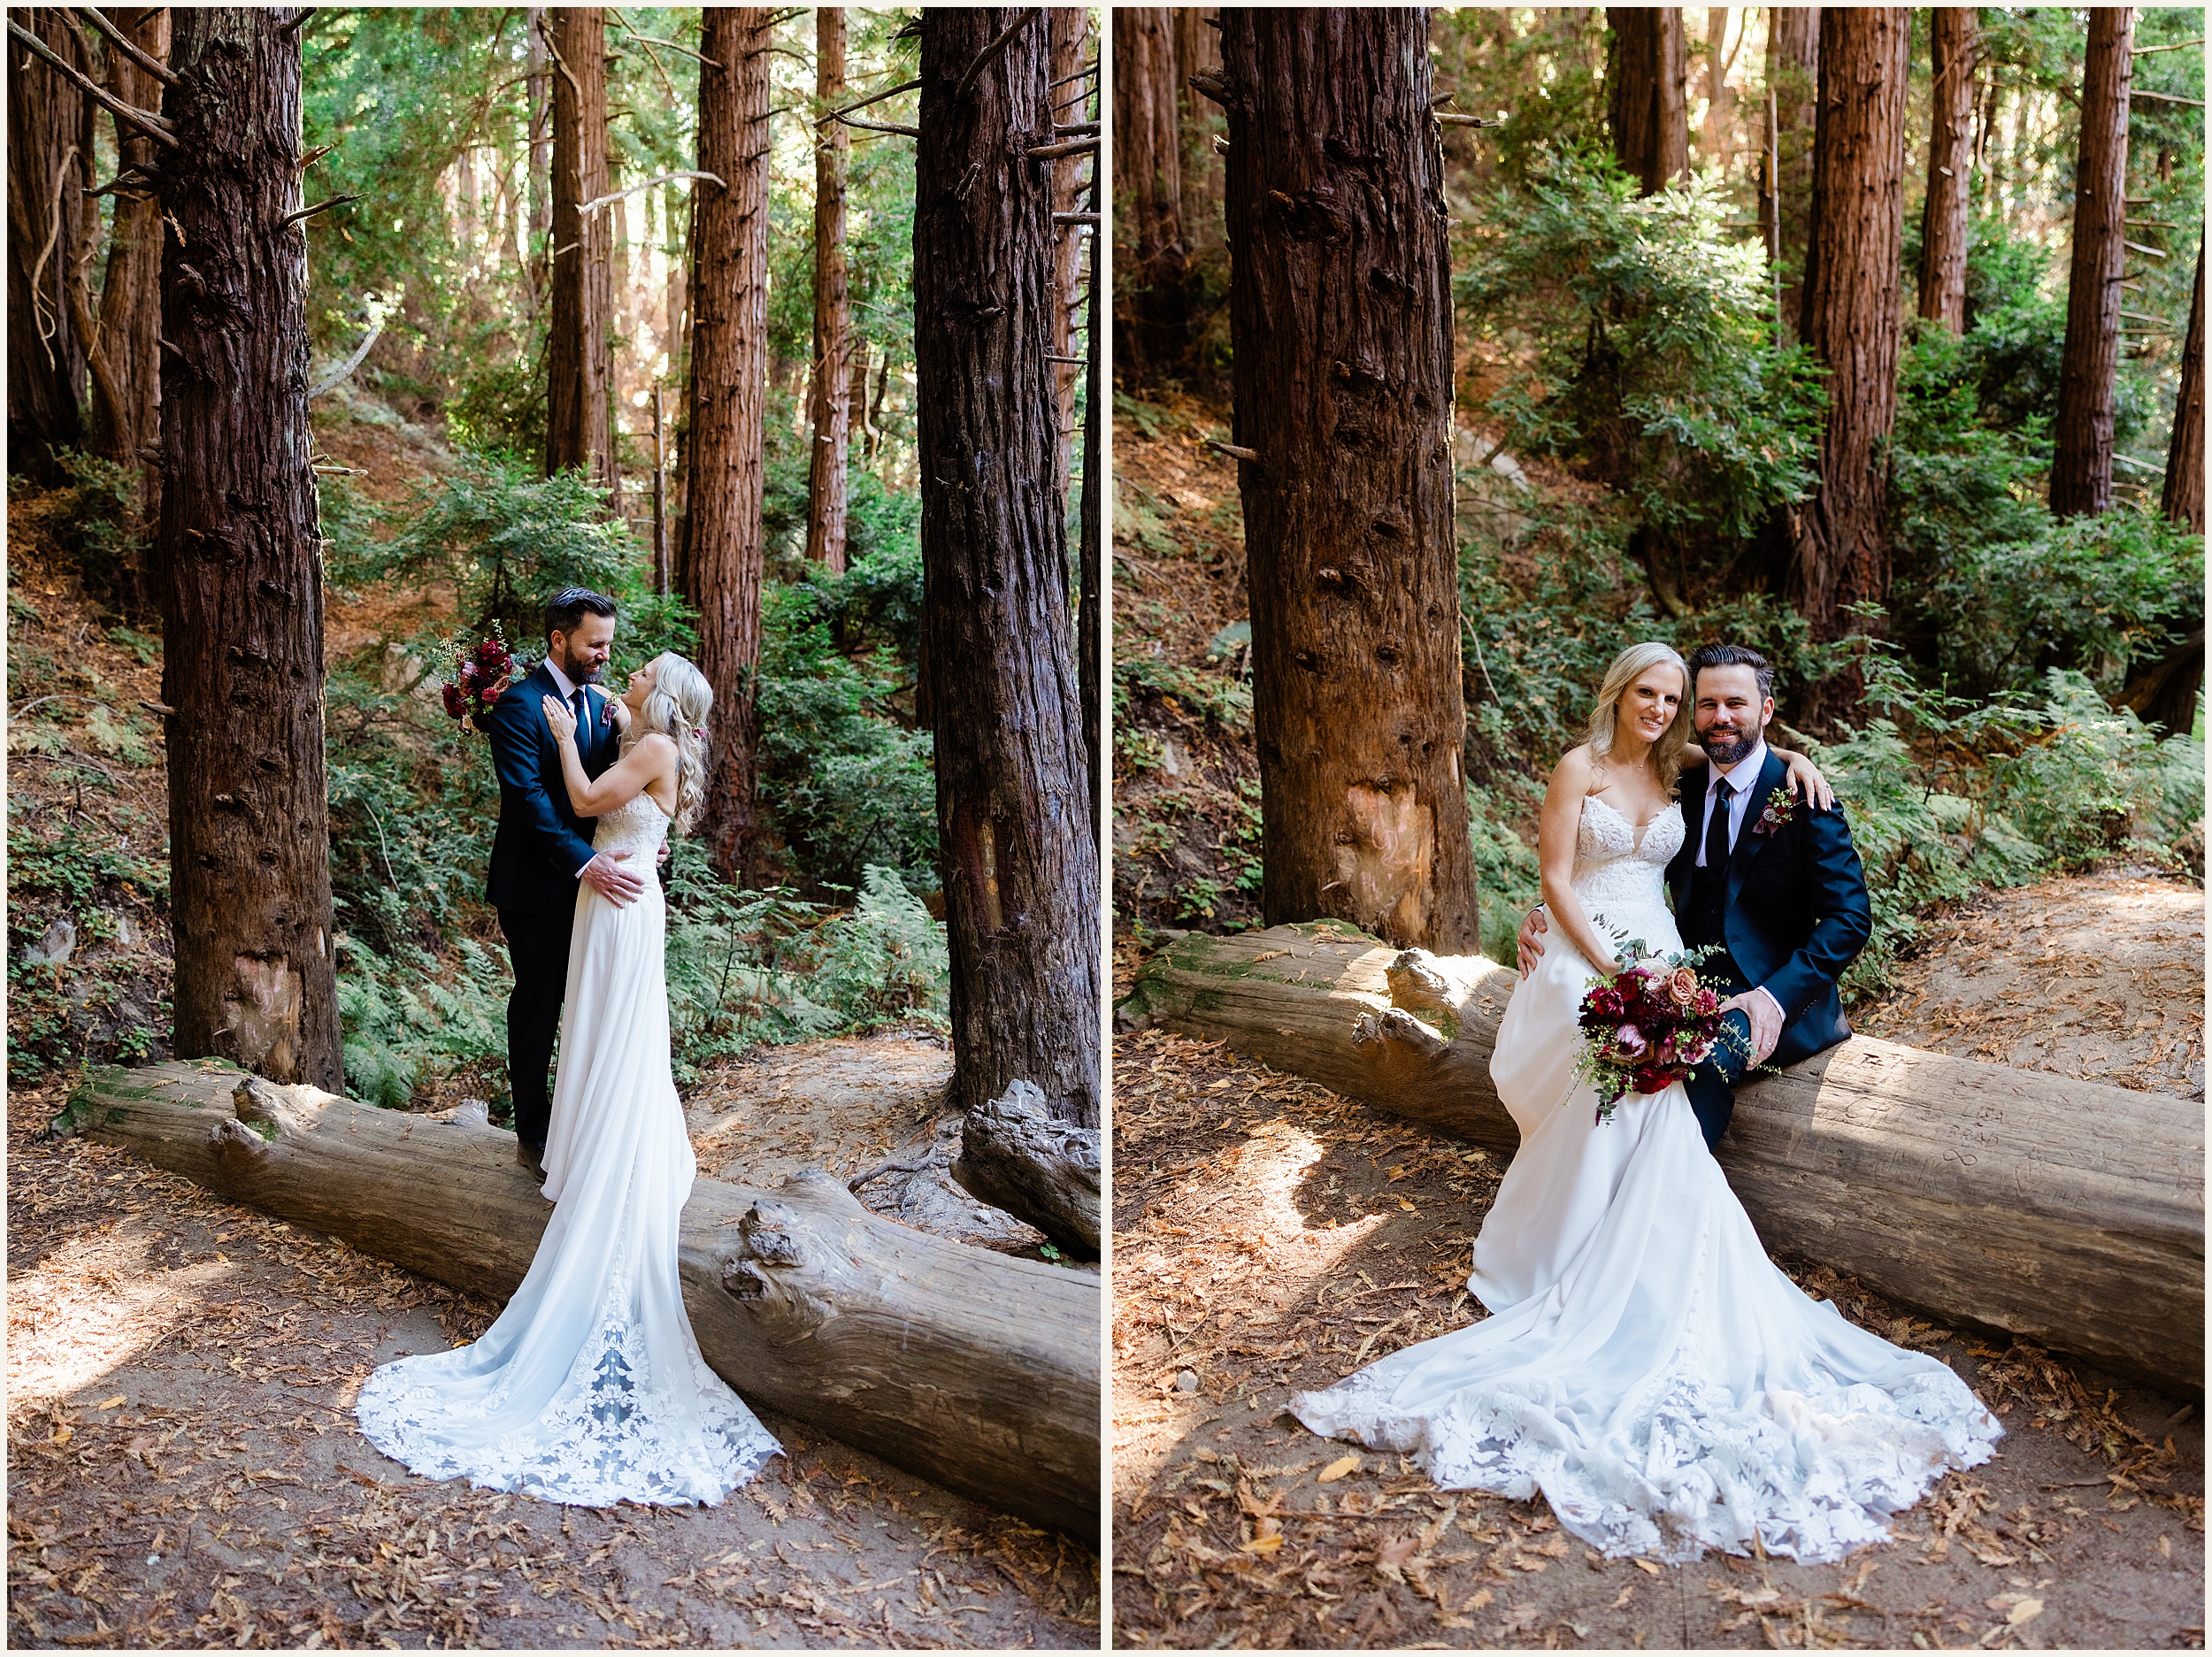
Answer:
xmin=484 ymin=663 xmax=618 ymax=918
xmin=1667 ymin=749 xmax=1874 ymax=1067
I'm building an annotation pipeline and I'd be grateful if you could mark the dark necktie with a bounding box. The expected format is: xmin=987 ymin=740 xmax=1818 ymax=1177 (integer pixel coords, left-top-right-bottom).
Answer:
xmin=1704 ymin=777 xmax=1734 ymax=871
xmin=572 ymin=688 xmax=589 ymax=752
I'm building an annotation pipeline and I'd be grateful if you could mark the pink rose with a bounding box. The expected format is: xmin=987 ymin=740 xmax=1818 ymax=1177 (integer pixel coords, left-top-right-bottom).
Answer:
xmin=1668 ymin=967 xmax=1699 ymax=1008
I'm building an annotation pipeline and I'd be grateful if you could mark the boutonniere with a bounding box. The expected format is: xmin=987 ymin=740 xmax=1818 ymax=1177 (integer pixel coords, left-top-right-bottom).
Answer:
xmin=1751 ymin=793 xmax=1795 ymax=837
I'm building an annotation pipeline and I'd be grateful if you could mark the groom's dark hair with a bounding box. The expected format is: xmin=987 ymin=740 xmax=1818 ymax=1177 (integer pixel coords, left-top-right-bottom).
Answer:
xmin=1687 ymin=642 xmax=1775 ymax=706
xmin=544 ymin=587 xmax=618 ymax=642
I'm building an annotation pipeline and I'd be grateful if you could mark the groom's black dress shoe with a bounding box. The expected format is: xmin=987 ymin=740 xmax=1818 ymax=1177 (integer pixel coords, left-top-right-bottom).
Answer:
xmin=516 ymin=1139 xmax=549 ymax=1183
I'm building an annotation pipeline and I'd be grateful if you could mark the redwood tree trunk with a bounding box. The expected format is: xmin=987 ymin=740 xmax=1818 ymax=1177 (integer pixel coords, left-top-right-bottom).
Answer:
xmin=1048 ymin=6 xmax=1087 ymax=506
xmin=547 ymin=6 xmax=616 ymax=498
xmin=1111 ymin=7 xmax=1184 ymax=385
xmin=1786 ymin=6 xmax=1908 ymax=730
xmin=2050 ymin=6 xmax=2134 ymax=518
xmin=7 ymin=6 xmax=89 ymax=482
xmin=684 ymin=7 xmax=772 ymax=884
xmin=1700 ymin=7 xmax=1732 ymax=174
xmin=1605 ymin=7 xmax=1688 ymax=196
xmin=155 ymin=5 xmax=342 ymax=1092
xmin=1219 ymin=7 xmax=1480 ymax=955
xmin=1916 ymin=5 xmax=1975 ymax=332
xmin=915 ymin=9 xmax=1102 ymax=1145
xmin=2162 ymin=235 xmax=2204 ymax=533
xmin=526 ymin=7 xmax=549 ymax=309
xmin=805 ymin=5 xmax=851 ymax=574
xmin=1766 ymin=5 xmax=1819 ymax=337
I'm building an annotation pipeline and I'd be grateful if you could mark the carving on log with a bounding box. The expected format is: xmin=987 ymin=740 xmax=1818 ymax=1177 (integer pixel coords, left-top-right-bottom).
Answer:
xmin=953 ymin=1080 xmax=1102 ymax=1255
xmin=1122 ymin=923 xmax=2204 ymax=1392
xmin=58 ymin=1062 xmax=1101 ymax=1541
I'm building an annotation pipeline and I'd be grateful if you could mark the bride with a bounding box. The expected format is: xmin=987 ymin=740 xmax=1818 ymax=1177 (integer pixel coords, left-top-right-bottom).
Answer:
xmin=1294 ymin=641 xmax=2000 ymax=1563
xmin=356 ymin=652 xmax=781 ymax=1506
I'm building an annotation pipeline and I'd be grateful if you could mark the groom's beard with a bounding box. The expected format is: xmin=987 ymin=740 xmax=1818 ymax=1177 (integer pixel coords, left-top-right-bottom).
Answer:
xmin=1700 ymin=721 xmax=1760 ymax=767
xmin=556 ymin=648 xmax=605 ymax=685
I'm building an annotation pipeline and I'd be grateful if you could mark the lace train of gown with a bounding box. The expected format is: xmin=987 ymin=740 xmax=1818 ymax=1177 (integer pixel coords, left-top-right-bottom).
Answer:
xmin=1293 ymin=795 xmax=2000 ymax=1563
xmin=356 ymin=791 xmax=781 ymax=1506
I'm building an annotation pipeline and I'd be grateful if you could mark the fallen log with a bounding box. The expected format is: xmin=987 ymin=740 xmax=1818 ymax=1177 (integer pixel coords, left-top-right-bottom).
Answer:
xmin=952 ymin=1081 xmax=1102 ymax=1255
xmin=57 ymin=1062 xmax=1102 ymax=1542
xmin=1121 ymin=922 xmax=2205 ymax=1393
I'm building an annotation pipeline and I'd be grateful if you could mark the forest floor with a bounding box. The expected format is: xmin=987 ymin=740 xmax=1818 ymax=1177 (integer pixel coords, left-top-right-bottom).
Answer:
xmin=1107 ymin=872 xmax=2206 ymax=1652
xmin=5 ymin=404 xmax=1097 ymax=1647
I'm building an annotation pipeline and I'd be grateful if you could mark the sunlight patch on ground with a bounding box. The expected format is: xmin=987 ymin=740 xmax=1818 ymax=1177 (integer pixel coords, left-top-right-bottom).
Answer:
xmin=9 ymin=1235 xmax=235 ymax=1404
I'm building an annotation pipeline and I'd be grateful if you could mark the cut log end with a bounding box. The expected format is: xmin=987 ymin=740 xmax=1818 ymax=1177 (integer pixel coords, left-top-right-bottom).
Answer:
xmin=952 ymin=1079 xmax=1102 ymax=1255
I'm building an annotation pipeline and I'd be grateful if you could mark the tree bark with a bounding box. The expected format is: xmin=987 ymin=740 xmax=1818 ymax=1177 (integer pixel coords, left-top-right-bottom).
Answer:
xmin=805 ymin=6 xmax=851 ymax=575
xmin=1121 ymin=924 xmax=2205 ymax=1393
xmin=2162 ymin=235 xmax=2205 ymax=533
xmin=547 ymin=6 xmax=617 ymax=500
xmin=1079 ymin=173 xmax=1104 ymax=852
xmin=1047 ymin=7 xmax=1087 ymax=507
xmin=2051 ymin=7 xmax=2135 ymax=518
xmin=1111 ymin=7 xmax=1184 ymax=385
xmin=1173 ymin=4 xmax=1226 ymax=303
xmin=1766 ymin=5 xmax=1819 ymax=337
xmin=79 ymin=5 xmax=168 ymax=481
xmin=526 ymin=7 xmax=550 ymax=311
xmin=1700 ymin=8 xmax=1733 ymax=174
xmin=58 ymin=1062 xmax=1101 ymax=1544
xmin=1786 ymin=5 xmax=1908 ymax=731
xmin=154 ymin=6 xmax=342 ymax=1093
xmin=683 ymin=7 xmax=772 ymax=885
xmin=1217 ymin=7 xmax=1480 ymax=955
xmin=1916 ymin=5 xmax=1975 ymax=333
xmin=1606 ymin=8 xmax=1689 ymax=195
xmin=916 ymin=8 xmax=1103 ymax=1255
xmin=8 ymin=5 xmax=90 ymax=483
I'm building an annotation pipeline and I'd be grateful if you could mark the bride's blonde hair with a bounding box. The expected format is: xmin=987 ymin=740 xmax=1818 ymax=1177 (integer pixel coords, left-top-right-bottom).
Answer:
xmin=637 ymin=654 xmax=713 ymax=833
xmin=1585 ymin=641 xmax=1694 ymax=787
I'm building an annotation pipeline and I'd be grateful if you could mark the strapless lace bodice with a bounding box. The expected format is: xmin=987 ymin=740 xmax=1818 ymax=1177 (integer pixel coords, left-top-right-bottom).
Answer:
xmin=592 ymin=792 xmax=671 ymax=861
xmin=1570 ymin=795 xmax=1683 ymax=921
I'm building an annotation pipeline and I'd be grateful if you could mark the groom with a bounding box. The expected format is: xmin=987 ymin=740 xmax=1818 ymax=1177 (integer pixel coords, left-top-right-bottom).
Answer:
xmin=485 ymin=587 xmax=646 ymax=1178
xmin=1520 ymin=642 xmax=1873 ymax=1149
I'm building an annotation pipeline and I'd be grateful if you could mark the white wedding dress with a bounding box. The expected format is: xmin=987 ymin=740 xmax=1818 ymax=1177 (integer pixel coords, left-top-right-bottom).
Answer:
xmin=1294 ymin=795 xmax=2000 ymax=1563
xmin=357 ymin=790 xmax=781 ymax=1505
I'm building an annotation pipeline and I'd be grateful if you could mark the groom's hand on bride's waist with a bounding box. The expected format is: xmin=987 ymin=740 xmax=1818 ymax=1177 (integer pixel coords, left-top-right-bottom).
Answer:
xmin=1516 ymin=907 xmax=1548 ymax=978
xmin=580 ymin=849 xmax=647 ymax=907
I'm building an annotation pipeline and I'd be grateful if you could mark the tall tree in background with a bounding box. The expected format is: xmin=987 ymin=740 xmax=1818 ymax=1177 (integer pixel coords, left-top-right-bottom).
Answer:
xmin=155 ymin=4 xmax=342 ymax=1090
xmin=1788 ymin=5 xmax=1907 ymax=728
xmin=1916 ymin=5 xmax=1975 ymax=332
xmin=547 ymin=7 xmax=617 ymax=499
xmin=1606 ymin=7 xmax=1688 ymax=196
xmin=1047 ymin=7 xmax=1087 ymax=503
xmin=1700 ymin=8 xmax=1735 ymax=174
xmin=685 ymin=7 xmax=772 ymax=883
xmin=806 ymin=6 xmax=851 ymax=573
xmin=7 ymin=7 xmax=90 ymax=482
xmin=1112 ymin=7 xmax=1183 ymax=383
xmin=916 ymin=8 xmax=1102 ymax=1253
xmin=2050 ymin=6 xmax=2134 ymax=518
xmin=526 ymin=7 xmax=549 ymax=309
xmin=77 ymin=8 xmax=170 ymax=482
xmin=2162 ymin=238 xmax=2205 ymax=534
xmin=1217 ymin=6 xmax=1480 ymax=955
xmin=1766 ymin=6 xmax=1819 ymax=335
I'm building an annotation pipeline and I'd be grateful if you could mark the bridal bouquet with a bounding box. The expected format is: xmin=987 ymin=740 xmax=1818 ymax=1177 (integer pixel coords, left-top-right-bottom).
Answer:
xmin=439 ymin=625 xmax=518 ymax=725
xmin=1572 ymin=940 xmax=1739 ymax=1124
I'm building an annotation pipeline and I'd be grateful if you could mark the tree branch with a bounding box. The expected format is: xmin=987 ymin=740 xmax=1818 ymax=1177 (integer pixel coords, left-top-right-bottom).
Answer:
xmin=579 ymin=170 xmax=726 ymax=215
xmin=835 ymin=116 xmax=921 ymax=139
xmin=818 ymin=75 xmax=920 ymax=127
xmin=8 ymin=19 xmax=177 ymax=148
xmin=71 ymin=6 xmax=176 ymax=86
xmin=951 ymin=6 xmax=1043 ymax=105
xmin=1026 ymin=137 xmax=1097 ymax=160
xmin=282 ymin=193 xmax=360 ymax=227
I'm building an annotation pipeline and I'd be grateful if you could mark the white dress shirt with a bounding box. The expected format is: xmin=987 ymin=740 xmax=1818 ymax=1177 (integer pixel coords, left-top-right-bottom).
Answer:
xmin=1694 ymin=736 xmax=1768 ymax=868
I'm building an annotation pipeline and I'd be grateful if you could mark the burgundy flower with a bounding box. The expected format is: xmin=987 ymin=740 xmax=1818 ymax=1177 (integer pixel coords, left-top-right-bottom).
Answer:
xmin=442 ymin=684 xmax=465 ymax=717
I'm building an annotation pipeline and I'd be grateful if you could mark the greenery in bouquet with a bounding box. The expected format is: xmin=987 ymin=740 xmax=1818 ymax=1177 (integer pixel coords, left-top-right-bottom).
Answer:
xmin=1572 ymin=939 xmax=1742 ymax=1124
xmin=439 ymin=623 xmax=518 ymax=724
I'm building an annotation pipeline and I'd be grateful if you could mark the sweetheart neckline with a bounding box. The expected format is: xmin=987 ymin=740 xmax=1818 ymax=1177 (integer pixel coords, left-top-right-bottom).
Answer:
xmin=1583 ymin=794 xmax=1680 ymax=847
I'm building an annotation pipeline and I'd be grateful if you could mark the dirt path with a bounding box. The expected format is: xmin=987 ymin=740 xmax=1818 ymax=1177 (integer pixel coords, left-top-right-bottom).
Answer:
xmin=8 ymin=1044 xmax=1100 ymax=1650
xmin=1111 ymin=871 xmax=2205 ymax=1651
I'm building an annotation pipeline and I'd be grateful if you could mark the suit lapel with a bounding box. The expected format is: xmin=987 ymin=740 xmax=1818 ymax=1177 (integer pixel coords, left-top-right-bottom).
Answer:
xmin=1725 ymin=749 xmax=1788 ymax=905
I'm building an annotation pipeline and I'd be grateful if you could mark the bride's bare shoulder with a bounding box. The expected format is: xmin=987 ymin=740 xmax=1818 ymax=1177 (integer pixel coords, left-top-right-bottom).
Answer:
xmin=1549 ymin=745 xmax=1596 ymax=788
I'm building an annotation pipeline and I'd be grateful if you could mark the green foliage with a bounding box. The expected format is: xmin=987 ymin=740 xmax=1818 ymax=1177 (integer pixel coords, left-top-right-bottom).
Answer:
xmin=664 ymin=853 xmax=948 ymax=1081
xmin=756 ymin=579 xmax=936 ymax=893
xmin=1465 ymin=782 xmax=1543 ymax=959
xmin=332 ymin=453 xmax=695 ymax=668
xmin=338 ymin=936 xmax=511 ymax=1109
xmin=8 ymin=823 xmax=166 ymax=910
xmin=1455 ymin=159 xmax=1824 ymax=550
xmin=50 ymin=450 xmax=152 ymax=620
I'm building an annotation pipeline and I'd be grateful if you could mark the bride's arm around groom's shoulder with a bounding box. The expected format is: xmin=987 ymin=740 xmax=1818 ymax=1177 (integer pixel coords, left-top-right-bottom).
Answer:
xmin=541 ymin=694 xmax=672 ymax=818
xmin=485 ymin=672 xmax=598 ymax=878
